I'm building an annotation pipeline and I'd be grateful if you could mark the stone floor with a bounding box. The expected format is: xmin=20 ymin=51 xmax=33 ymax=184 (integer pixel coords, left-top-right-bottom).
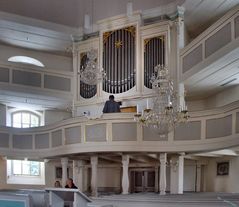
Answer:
xmin=91 ymin=192 xmax=239 ymax=207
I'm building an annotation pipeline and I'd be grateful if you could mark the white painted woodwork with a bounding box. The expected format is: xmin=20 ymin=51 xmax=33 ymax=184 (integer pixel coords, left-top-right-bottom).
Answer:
xmin=159 ymin=153 xmax=167 ymax=195
xmin=61 ymin=157 xmax=69 ymax=188
xmin=91 ymin=156 xmax=98 ymax=197
xmin=122 ymin=155 xmax=130 ymax=194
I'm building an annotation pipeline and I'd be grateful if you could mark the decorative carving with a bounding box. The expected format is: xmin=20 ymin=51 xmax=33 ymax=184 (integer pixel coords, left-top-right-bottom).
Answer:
xmin=103 ymin=31 xmax=113 ymax=44
xmin=124 ymin=26 xmax=136 ymax=37
xmin=115 ymin=40 xmax=123 ymax=48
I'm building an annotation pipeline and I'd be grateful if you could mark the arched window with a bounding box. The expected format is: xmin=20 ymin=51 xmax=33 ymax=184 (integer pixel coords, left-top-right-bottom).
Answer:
xmin=12 ymin=111 xmax=40 ymax=128
xmin=8 ymin=56 xmax=44 ymax=67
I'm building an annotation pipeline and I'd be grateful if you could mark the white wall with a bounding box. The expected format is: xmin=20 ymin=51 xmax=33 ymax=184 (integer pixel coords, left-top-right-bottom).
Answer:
xmin=184 ymin=164 xmax=196 ymax=191
xmin=187 ymin=85 xmax=239 ymax=112
xmin=187 ymin=99 xmax=207 ymax=111
xmin=205 ymin=156 xmax=239 ymax=193
xmin=0 ymin=104 xmax=6 ymax=126
xmin=98 ymin=167 xmax=121 ymax=191
xmin=44 ymin=110 xmax=71 ymax=125
xmin=205 ymin=85 xmax=239 ymax=109
xmin=0 ymin=44 xmax=72 ymax=72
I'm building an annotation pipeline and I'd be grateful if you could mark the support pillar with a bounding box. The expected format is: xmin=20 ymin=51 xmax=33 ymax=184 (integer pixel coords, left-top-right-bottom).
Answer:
xmin=196 ymin=163 xmax=201 ymax=192
xmin=61 ymin=157 xmax=68 ymax=188
xmin=122 ymin=155 xmax=130 ymax=194
xmin=178 ymin=153 xmax=184 ymax=194
xmin=72 ymin=160 xmax=85 ymax=190
xmin=170 ymin=153 xmax=184 ymax=194
xmin=91 ymin=156 xmax=98 ymax=197
xmin=159 ymin=153 xmax=167 ymax=195
xmin=78 ymin=160 xmax=85 ymax=191
xmin=72 ymin=160 xmax=77 ymax=185
xmin=155 ymin=165 xmax=159 ymax=193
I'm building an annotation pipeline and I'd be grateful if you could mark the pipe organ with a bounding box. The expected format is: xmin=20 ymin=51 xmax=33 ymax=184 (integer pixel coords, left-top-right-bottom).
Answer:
xmin=103 ymin=26 xmax=136 ymax=94
xmin=144 ymin=36 xmax=165 ymax=89
xmin=79 ymin=52 xmax=97 ymax=99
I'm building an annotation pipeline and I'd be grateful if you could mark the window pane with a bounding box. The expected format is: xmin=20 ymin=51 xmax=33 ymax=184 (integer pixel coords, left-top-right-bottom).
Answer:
xmin=30 ymin=162 xmax=40 ymax=176
xmin=22 ymin=123 xmax=30 ymax=128
xmin=13 ymin=122 xmax=21 ymax=128
xmin=12 ymin=111 xmax=41 ymax=128
xmin=31 ymin=115 xmax=39 ymax=126
xmin=13 ymin=113 xmax=21 ymax=123
xmin=22 ymin=161 xmax=30 ymax=175
xmin=22 ymin=113 xmax=30 ymax=124
xmin=13 ymin=113 xmax=21 ymax=127
xmin=13 ymin=160 xmax=22 ymax=175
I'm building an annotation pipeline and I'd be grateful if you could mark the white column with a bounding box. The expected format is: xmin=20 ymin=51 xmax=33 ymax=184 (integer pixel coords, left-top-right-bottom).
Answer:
xmin=61 ymin=157 xmax=68 ymax=188
xmin=176 ymin=6 xmax=185 ymax=50
xmin=72 ymin=44 xmax=78 ymax=118
xmin=175 ymin=6 xmax=185 ymax=91
xmin=91 ymin=156 xmax=98 ymax=197
xmin=178 ymin=83 xmax=186 ymax=111
xmin=159 ymin=153 xmax=167 ymax=195
xmin=170 ymin=153 xmax=185 ymax=194
xmin=72 ymin=160 xmax=77 ymax=185
xmin=72 ymin=160 xmax=85 ymax=191
xmin=170 ymin=156 xmax=178 ymax=194
xmin=178 ymin=153 xmax=184 ymax=194
xmin=122 ymin=155 xmax=130 ymax=194
xmin=78 ymin=160 xmax=85 ymax=191
xmin=155 ymin=165 xmax=159 ymax=193
xmin=196 ymin=163 xmax=201 ymax=192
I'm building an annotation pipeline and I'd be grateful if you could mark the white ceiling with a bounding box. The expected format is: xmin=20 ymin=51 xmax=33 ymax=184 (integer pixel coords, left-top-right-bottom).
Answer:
xmin=0 ymin=0 xmax=177 ymax=27
xmin=0 ymin=0 xmax=238 ymax=54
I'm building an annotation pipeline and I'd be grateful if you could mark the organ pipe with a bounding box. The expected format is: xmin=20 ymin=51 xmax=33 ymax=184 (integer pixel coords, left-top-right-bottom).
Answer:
xmin=103 ymin=26 xmax=136 ymax=94
xmin=144 ymin=35 xmax=165 ymax=89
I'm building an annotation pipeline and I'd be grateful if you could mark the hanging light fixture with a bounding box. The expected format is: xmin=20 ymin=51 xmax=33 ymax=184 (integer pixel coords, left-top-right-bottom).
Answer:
xmin=79 ymin=0 xmax=105 ymax=85
xmin=134 ymin=65 xmax=189 ymax=134
xmin=79 ymin=49 xmax=105 ymax=85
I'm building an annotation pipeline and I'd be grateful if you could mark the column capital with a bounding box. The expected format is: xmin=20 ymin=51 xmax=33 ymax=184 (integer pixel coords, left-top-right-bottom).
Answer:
xmin=160 ymin=153 xmax=167 ymax=164
xmin=122 ymin=155 xmax=130 ymax=165
xmin=179 ymin=152 xmax=185 ymax=157
xmin=77 ymin=160 xmax=86 ymax=167
xmin=61 ymin=157 xmax=69 ymax=166
xmin=177 ymin=6 xmax=185 ymax=18
xmin=91 ymin=156 xmax=98 ymax=165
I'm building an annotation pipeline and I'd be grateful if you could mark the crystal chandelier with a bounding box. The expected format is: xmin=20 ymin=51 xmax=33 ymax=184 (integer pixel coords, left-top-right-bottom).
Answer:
xmin=134 ymin=65 xmax=189 ymax=134
xmin=79 ymin=49 xmax=105 ymax=85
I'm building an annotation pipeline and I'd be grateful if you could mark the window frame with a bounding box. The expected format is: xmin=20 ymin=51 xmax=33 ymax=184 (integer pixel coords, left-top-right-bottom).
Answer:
xmin=12 ymin=160 xmax=41 ymax=177
xmin=7 ymin=159 xmax=45 ymax=185
xmin=11 ymin=110 xmax=41 ymax=128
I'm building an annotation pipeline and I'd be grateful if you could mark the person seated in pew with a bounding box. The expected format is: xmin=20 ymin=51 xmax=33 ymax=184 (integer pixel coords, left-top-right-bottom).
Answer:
xmin=65 ymin=178 xmax=78 ymax=189
xmin=54 ymin=180 xmax=62 ymax=188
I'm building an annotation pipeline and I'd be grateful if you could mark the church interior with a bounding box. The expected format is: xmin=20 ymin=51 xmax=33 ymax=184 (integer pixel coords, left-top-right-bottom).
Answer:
xmin=0 ymin=0 xmax=239 ymax=206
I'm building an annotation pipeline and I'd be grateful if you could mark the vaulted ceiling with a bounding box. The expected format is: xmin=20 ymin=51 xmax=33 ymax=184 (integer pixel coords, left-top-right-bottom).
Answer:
xmin=0 ymin=0 xmax=238 ymax=54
